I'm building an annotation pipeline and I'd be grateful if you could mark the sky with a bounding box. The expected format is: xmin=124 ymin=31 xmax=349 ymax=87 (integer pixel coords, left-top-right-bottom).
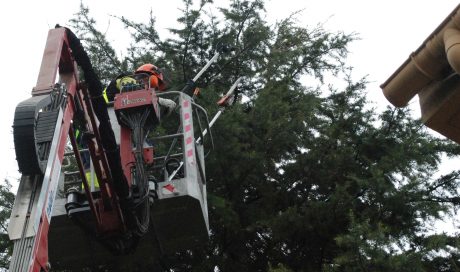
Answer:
xmin=1 ymin=0 xmax=459 ymax=187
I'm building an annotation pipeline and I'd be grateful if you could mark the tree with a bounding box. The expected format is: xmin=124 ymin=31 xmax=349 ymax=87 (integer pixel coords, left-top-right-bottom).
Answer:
xmin=62 ymin=0 xmax=460 ymax=270
xmin=0 ymin=180 xmax=14 ymax=271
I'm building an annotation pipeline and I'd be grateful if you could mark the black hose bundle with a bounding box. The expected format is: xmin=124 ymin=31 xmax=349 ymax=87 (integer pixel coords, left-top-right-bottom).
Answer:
xmin=60 ymin=25 xmax=130 ymax=199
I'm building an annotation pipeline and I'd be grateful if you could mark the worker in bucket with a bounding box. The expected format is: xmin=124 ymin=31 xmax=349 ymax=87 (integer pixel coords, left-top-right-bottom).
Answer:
xmin=103 ymin=63 xmax=176 ymax=115
xmin=74 ymin=63 xmax=176 ymax=191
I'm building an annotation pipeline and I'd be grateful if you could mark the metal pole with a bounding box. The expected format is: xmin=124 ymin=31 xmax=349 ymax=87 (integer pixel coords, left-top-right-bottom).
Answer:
xmin=196 ymin=77 xmax=243 ymax=143
xmin=197 ymin=111 xmax=223 ymax=143
xmin=192 ymin=53 xmax=220 ymax=82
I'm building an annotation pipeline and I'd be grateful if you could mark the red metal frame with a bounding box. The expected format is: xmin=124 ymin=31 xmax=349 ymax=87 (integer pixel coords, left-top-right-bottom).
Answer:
xmin=26 ymin=28 xmax=125 ymax=272
xmin=77 ymin=85 xmax=125 ymax=233
xmin=114 ymin=89 xmax=158 ymax=187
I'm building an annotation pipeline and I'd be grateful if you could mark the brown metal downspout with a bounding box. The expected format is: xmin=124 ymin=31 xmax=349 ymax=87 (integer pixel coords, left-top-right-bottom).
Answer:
xmin=444 ymin=27 xmax=460 ymax=74
xmin=381 ymin=4 xmax=460 ymax=107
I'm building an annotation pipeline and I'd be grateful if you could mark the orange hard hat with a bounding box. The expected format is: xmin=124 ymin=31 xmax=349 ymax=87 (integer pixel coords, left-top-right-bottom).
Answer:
xmin=135 ymin=63 xmax=166 ymax=91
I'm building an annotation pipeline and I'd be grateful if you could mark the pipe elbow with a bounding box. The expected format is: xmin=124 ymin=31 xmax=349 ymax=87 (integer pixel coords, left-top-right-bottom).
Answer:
xmin=444 ymin=27 xmax=460 ymax=74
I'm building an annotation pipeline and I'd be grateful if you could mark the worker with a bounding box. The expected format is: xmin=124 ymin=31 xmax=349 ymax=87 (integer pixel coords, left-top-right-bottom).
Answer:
xmin=104 ymin=63 xmax=176 ymax=116
xmin=135 ymin=63 xmax=168 ymax=91
xmin=76 ymin=63 xmax=174 ymax=191
xmin=73 ymin=127 xmax=100 ymax=191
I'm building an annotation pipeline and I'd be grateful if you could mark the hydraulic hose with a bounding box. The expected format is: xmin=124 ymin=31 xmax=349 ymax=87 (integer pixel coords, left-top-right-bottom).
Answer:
xmin=61 ymin=26 xmax=130 ymax=198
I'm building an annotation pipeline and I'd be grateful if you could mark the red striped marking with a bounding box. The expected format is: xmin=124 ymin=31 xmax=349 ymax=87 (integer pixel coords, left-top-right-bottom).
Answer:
xmin=186 ymin=137 xmax=193 ymax=144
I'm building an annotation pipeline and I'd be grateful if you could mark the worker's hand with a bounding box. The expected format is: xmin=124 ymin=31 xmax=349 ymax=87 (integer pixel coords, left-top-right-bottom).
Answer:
xmin=158 ymin=98 xmax=177 ymax=116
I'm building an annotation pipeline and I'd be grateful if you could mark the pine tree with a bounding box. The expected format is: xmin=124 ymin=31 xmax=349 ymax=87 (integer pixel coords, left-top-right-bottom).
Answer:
xmin=0 ymin=180 xmax=14 ymax=270
xmin=4 ymin=0 xmax=460 ymax=270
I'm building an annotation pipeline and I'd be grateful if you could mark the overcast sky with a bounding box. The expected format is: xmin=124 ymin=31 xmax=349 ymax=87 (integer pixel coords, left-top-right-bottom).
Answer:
xmin=1 ymin=0 xmax=459 ymax=186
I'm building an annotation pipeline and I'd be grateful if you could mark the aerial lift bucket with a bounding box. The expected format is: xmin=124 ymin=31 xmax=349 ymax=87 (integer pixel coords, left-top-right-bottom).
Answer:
xmin=149 ymin=92 xmax=210 ymax=253
xmin=44 ymin=92 xmax=210 ymax=270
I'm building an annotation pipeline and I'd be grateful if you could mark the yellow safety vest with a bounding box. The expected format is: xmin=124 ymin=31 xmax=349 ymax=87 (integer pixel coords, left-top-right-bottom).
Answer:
xmin=103 ymin=76 xmax=140 ymax=103
xmin=83 ymin=171 xmax=100 ymax=189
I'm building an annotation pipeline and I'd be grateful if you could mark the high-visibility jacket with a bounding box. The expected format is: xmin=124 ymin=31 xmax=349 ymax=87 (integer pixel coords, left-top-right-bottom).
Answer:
xmin=103 ymin=75 xmax=142 ymax=103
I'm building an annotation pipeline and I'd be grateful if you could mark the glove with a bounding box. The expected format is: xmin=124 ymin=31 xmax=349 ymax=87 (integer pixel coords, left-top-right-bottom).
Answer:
xmin=158 ymin=97 xmax=177 ymax=116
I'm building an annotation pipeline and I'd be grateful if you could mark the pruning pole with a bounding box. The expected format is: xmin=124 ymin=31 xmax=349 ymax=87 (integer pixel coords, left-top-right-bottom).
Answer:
xmin=179 ymin=52 xmax=220 ymax=96
xmin=193 ymin=53 xmax=220 ymax=82
xmin=180 ymin=44 xmax=234 ymax=96
xmin=196 ymin=77 xmax=243 ymax=144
